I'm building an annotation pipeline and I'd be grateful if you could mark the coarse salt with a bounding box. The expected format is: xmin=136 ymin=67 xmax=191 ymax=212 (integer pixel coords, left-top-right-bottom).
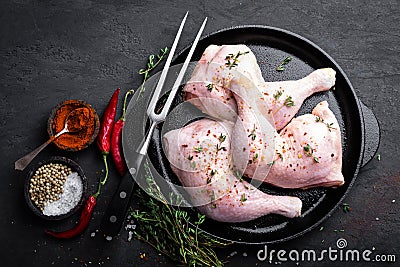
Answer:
xmin=43 ymin=172 xmax=83 ymax=216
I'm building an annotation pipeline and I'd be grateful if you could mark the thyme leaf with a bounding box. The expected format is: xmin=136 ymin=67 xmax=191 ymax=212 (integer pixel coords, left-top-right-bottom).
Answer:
xmin=273 ymin=90 xmax=283 ymax=100
xmin=138 ymin=47 xmax=169 ymax=98
xmin=326 ymin=122 xmax=335 ymax=131
xmin=267 ymin=160 xmax=276 ymax=166
xmin=193 ymin=146 xmax=203 ymax=153
xmin=303 ymin=144 xmax=320 ymax=163
xmin=240 ymin=193 xmax=247 ymax=203
xmin=190 ymin=161 xmax=196 ymax=169
xmin=234 ymin=170 xmax=243 ymax=181
xmin=303 ymin=144 xmax=313 ymax=156
xmin=284 ymin=96 xmax=295 ymax=107
xmin=206 ymin=83 xmax=214 ymax=92
xmin=315 ymin=116 xmax=323 ymax=122
xmin=342 ymin=203 xmax=351 ymax=213
xmin=210 ymin=190 xmax=217 ymax=209
xmin=218 ymin=133 xmax=226 ymax=143
xmin=248 ymin=125 xmax=257 ymax=141
xmin=276 ymin=56 xmax=292 ymax=71
xmin=210 ymin=190 xmax=216 ymax=202
xmin=253 ymin=153 xmax=259 ymax=161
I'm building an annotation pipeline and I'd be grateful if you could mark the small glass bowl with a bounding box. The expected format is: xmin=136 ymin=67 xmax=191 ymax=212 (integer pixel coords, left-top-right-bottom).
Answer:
xmin=24 ymin=156 xmax=88 ymax=220
xmin=47 ymin=99 xmax=100 ymax=151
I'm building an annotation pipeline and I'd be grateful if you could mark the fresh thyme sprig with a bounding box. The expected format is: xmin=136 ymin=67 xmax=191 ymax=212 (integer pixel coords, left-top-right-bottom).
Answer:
xmin=131 ymin=164 xmax=230 ymax=266
xmin=216 ymin=133 xmax=227 ymax=151
xmin=225 ymin=51 xmax=249 ymax=69
xmin=326 ymin=122 xmax=335 ymax=132
xmin=315 ymin=116 xmax=336 ymax=131
xmin=276 ymin=56 xmax=292 ymax=71
xmin=137 ymin=47 xmax=169 ymax=98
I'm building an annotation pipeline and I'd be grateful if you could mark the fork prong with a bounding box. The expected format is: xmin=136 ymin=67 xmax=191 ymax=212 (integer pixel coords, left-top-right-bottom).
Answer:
xmin=154 ymin=17 xmax=208 ymax=121
xmin=146 ymin=11 xmax=188 ymax=116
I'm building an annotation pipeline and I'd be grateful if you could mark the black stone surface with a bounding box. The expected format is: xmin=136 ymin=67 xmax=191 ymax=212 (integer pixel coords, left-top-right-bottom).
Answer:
xmin=1 ymin=0 xmax=399 ymax=266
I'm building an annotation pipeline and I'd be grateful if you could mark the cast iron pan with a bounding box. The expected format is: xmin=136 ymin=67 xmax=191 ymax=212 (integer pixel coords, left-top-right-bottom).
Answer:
xmin=106 ymin=26 xmax=380 ymax=244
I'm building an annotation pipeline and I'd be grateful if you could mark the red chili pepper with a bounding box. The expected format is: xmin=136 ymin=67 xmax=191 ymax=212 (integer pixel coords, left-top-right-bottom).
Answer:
xmin=94 ymin=88 xmax=120 ymax=197
xmin=111 ymin=90 xmax=134 ymax=176
xmin=97 ymin=88 xmax=120 ymax=154
xmin=111 ymin=119 xmax=126 ymax=176
xmin=45 ymin=195 xmax=96 ymax=239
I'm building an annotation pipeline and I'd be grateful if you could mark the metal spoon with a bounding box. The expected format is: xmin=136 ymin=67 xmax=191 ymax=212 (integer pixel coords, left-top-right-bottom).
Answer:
xmin=15 ymin=107 xmax=89 ymax=171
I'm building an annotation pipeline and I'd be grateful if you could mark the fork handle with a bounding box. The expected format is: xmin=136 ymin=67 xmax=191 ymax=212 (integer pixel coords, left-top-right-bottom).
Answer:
xmin=101 ymin=120 xmax=157 ymax=238
xmin=100 ymin=153 xmax=144 ymax=239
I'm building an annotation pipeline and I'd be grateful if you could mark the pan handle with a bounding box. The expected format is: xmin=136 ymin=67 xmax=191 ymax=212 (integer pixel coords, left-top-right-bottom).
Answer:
xmin=360 ymin=101 xmax=380 ymax=167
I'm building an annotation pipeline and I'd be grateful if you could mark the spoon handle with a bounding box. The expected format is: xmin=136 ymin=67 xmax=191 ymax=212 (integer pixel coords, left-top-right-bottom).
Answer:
xmin=14 ymin=136 xmax=56 ymax=171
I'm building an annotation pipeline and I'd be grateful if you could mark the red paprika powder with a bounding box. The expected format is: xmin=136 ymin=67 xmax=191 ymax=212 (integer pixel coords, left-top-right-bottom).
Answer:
xmin=49 ymin=100 xmax=100 ymax=151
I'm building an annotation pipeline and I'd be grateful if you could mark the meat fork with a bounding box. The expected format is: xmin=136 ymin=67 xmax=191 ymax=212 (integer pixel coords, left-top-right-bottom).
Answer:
xmin=101 ymin=12 xmax=207 ymax=238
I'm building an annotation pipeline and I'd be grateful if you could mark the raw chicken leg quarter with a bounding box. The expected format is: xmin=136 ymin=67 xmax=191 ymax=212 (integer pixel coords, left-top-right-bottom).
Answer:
xmin=184 ymin=44 xmax=336 ymax=130
xmin=163 ymin=119 xmax=302 ymax=223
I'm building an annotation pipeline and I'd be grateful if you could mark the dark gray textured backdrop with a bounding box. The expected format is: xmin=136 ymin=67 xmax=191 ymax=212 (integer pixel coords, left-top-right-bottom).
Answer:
xmin=1 ymin=0 xmax=399 ymax=266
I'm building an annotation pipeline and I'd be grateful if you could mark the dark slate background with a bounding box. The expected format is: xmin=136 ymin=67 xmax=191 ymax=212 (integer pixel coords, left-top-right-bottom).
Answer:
xmin=1 ymin=0 xmax=399 ymax=266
